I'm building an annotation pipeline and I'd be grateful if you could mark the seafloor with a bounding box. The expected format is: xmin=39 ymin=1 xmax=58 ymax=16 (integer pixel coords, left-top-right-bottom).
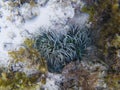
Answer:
xmin=0 ymin=0 xmax=120 ymax=90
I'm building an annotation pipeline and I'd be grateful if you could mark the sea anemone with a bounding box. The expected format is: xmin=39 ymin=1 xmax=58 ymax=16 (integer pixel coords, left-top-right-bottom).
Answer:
xmin=34 ymin=25 xmax=91 ymax=73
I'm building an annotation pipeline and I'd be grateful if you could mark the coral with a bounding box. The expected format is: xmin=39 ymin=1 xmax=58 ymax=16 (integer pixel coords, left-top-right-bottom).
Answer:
xmin=34 ymin=26 xmax=91 ymax=73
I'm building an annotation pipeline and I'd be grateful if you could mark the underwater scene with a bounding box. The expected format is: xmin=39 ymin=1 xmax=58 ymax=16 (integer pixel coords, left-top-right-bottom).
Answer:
xmin=0 ymin=0 xmax=120 ymax=90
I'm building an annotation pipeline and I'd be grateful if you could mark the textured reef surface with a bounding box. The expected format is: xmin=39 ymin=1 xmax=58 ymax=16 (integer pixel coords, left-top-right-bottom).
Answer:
xmin=0 ymin=0 xmax=120 ymax=90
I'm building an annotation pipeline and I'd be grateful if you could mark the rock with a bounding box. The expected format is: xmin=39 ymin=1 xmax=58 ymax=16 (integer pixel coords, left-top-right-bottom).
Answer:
xmin=20 ymin=29 xmax=33 ymax=37
xmin=38 ymin=0 xmax=49 ymax=7
xmin=3 ymin=43 xmax=14 ymax=51
xmin=67 ymin=1 xmax=89 ymax=27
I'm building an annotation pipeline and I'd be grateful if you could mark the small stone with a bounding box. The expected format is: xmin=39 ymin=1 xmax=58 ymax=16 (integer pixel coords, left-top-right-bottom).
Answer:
xmin=20 ymin=30 xmax=32 ymax=37
xmin=3 ymin=43 xmax=14 ymax=51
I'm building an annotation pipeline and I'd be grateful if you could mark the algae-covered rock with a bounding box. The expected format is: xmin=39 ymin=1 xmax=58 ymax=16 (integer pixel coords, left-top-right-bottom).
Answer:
xmin=105 ymin=73 xmax=120 ymax=90
xmin=82 ymin=0 xmax=120 ymax=72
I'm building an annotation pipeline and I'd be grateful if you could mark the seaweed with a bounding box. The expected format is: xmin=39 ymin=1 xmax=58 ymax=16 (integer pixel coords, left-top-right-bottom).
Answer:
xmin=8 ymin=38 xmax=47 ymax=73
xmin=6 ymin=38 xmax=48 ymax=89
xmin=105 ymin=73 xmax=120 ymax=90
xmin=0 ymin=71 xmax=40 ymax=90
xmin=82 ymin=0 xmax=120 ymax=73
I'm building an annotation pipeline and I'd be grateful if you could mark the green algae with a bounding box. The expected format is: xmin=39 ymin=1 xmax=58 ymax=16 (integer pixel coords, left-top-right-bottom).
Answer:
xmin=0 ymin=71 xmax=39 ymax=90
xmin=105 ymin=74 xmax=120 ymax=90
xmin=8 ymin=38 xmax=48 ymax=72
xmin=1 ymin=38 xmax=48 ymax=90
xmin=82 ymin=0 xmax=120 ymax=70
